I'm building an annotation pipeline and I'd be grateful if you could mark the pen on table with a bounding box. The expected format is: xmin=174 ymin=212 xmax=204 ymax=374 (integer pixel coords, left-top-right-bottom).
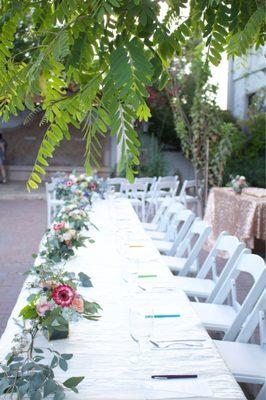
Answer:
xmin=151 ymin=375 xmax=198 ymax=380
xmin=145 ymin=314 xmax=181 ymax=318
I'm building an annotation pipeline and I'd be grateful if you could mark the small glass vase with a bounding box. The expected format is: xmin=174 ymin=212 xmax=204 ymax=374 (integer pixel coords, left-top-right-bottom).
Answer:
xmin=44 ymin=322 xmax=69 ymax=341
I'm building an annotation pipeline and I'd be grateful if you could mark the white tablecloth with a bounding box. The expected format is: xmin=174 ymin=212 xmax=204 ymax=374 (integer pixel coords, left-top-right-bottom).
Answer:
xmin=0 ymin=199 xmax=246 ymax=399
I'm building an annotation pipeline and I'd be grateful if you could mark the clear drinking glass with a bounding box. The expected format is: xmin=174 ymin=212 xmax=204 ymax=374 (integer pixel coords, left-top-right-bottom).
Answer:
xmin=129 ymin=306 xmax=154 ymax=365
xmin=123 ymin=256 xmax=140 ymax=293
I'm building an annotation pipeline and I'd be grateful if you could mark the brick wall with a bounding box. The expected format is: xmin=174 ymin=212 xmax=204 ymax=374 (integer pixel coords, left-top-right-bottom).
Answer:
xmin=3 ymin=116 xmax=111 ymax=167
xmin=2 ymin=115 xmax=113 ymax=180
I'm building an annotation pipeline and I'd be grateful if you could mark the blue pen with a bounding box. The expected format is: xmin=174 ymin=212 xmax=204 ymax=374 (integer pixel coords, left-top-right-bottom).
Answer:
xmin=145 ymin=314 xmax=181 ymax=319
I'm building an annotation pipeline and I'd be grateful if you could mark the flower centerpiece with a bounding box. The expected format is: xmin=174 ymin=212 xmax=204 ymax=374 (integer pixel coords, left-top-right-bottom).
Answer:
xmin=0 ymin=268 xmax=101 ymax=398
xmin=229 ymin=175 xmax=248 ymax=194
xmin=26 ymin=260 xmax=94 ymax=291
xmin=69 ymin=173 xmax=103 ymax=200
xmin=55 ymin=204 xmax=92 ymax=232
xmin=40 ymin=222 xmax=90 ymax=263
xmin=55 ymin=178 xmax=75 ymax=201
xmin=54 ymin=173 xmax=103 ymax=205
xmin=19 ymin=281 xmax=100 ymax=339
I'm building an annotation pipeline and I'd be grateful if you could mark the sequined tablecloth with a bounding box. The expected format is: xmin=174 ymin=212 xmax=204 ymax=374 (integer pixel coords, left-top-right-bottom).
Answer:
xmin=204 ymin=187 xmax=266 ymax=248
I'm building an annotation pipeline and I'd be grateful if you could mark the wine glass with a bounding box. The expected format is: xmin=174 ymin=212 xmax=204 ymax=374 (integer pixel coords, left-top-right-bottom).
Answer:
xmin=122 ymin=256 xmax=141 ymax=293
xmin=106 ymin=185 xmax=116 ymax=202
xmin=129 ymin=305 xmax=154 ymax=365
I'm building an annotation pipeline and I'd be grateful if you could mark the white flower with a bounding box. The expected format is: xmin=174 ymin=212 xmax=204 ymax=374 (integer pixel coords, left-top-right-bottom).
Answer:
xmin=38 ymin=295 xmax=48 ymax=303
xmin=62 ymin=229 xmax=76 ymax=242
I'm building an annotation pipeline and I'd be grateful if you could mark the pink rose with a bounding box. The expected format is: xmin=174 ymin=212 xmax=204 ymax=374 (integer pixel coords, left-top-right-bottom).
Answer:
xmin=36 ymin=301 xmax=52 ymax=317
xmin=53 ymin=221 xmax=65 ymax=231
xmin=66 ymin=181 xmax=73 ymax=187
xmin=238 ymin=177 xmax=246 ymax=186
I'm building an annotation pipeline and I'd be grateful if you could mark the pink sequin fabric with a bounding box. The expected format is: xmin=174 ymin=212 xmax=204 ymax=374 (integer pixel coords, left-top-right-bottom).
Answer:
xmin=204 ymin=187 xmax=266 ymax=249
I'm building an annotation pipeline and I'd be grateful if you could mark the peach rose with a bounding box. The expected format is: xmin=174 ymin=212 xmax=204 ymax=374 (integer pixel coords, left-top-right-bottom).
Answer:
xmin=72 ymin=295 xmax=84 ymax=313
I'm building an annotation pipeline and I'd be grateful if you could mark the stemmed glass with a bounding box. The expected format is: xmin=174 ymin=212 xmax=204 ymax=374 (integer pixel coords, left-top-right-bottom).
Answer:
xmin=123 ymin=256 xmax=140 ymax=292
xmin=108 ymin=185 xmax=116 ymax=198
xmin=129 ymin=306 xmax=154 ymax=366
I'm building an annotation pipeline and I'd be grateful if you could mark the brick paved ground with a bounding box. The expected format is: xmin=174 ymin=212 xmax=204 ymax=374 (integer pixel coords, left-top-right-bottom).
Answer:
xmin=0 ymin=199 xmax=46 ymax=334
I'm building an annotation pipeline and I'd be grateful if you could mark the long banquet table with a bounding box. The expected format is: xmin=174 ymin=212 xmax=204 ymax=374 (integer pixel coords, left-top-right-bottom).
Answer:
xmin=0 ymin=199 xmax=246 ymax=399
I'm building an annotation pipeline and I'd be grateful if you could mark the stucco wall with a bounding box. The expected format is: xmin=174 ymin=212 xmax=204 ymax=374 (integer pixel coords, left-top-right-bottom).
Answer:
xmin=162 ymin=151 xmax=194 ymax=181
xmin=228 ymin=45 xmax=266 ymax=119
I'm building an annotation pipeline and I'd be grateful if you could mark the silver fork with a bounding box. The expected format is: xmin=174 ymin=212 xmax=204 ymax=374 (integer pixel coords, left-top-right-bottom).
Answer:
xmin=150 ymin=340 xmax=206 ymax=349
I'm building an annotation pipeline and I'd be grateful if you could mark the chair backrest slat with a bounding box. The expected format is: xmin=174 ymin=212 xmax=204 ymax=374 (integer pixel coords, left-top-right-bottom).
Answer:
xmin=136 ymin=177 xmax=156 ymax=185
xmin=176 ymin=219 xmax=212 ymax=276
xmin=196 ymin=232 xmax=245 ymax=302
xmin=158 ymin=175 xmax=178 ymax=182
xmin=229 ymin=289 xmax=266 ymax=347
xmin=216 ymin=252 xmax=266 ymax=341
xmin=167 ymin=210 xmax=195 ymax=256
xmin=107 ymin=177 xmax=127 ymax=193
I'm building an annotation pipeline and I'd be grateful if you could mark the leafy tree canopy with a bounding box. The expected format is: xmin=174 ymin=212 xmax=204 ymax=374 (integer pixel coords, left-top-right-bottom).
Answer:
xmin=0 ymin=0 xmax=264 ymax=189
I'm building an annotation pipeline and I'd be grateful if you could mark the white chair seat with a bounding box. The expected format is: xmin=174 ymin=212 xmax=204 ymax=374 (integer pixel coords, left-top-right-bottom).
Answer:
xmin=175 ymin=276 xmax=215 ymax=298
xmin=214 ymin=340 xmax=266 ymax=384
xmin=162 ymin=256 xmax=199 ymax=274
xmin=192 ymin=302 xmax=237 ymax=332
xmin=146 ymin=196 xmax=168 ymax=204
xmin=148 ymin=231 xmax=165 ymax=240
xmin=130 ymin=198 xmax=142 ymax=205
xmin=142 ymin=222 xmax=158 ymax=231
xmin=154 ymin=240 xmax=172 ymax=254
xmin=162 ymin=255 xmax=186 ymax=272
xmin=175 ymin=194 xmax=198 ymax=203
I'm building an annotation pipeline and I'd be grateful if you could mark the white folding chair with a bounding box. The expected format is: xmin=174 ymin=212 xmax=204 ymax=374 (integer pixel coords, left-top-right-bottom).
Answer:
xmin=45 ymin=182 xmax=64 ymax=227
xmin=175 ymin=232 xmax=245 ymax=299
xmin=145 ymin=180 xmax=179 ymax=221
xmin=162 ymin=218 xmax=212 ymax=275
xmin=153 ymin=209 xmax=195 ymax=255
xmin=148 ymin=202 xmax=185 ymax=241
xmin=215 ymin=289 xmax=266 ymax=400
xmin=135 ymin=177 xmax=156 ymax=186
xmin=192 ymin=251 xmax=266 ymax=337
xmin=176 ymin=179 xmax=201 ymax=216
xmin=106 ymin=177 xmax=127 ymax=193
xmin=142 ymin=197 xmax=175 ymax=232
xmin=123 ymin=181 xmax=149 ymax=221
xmin=158 ymin=175 xmax=179 ymax=182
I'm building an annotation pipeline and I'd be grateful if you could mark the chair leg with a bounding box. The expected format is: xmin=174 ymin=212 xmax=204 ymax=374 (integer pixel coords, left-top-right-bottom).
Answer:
xmin=141 ymin=200 xmax=145 ymax=222
xmin=256 ymin=383 xmax=266 ymax=400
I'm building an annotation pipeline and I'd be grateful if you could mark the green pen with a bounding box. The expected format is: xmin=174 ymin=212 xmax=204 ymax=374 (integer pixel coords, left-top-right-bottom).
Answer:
xmin=145 ymin=314 xmax=181 ymax=319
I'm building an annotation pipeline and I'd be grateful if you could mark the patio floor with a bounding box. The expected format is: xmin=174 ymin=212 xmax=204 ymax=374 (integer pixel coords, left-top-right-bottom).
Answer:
xmin=0 ymin=181 xmax=45 ymax=200
xmin=0 ymin=198 xmax=46 ymax=334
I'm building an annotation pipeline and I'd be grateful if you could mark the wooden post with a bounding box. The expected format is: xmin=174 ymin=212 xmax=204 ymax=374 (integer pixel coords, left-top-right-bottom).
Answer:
xmin=204 ymin=138 xmax=209 ymax=213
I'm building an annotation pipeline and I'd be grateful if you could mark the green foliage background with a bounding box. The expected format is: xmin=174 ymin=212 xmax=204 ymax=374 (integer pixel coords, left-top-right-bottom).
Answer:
xmin=224 ymin=112 xmax=266 ymax=188
xmin=0 ymin=0 xmax=264 ymax=188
